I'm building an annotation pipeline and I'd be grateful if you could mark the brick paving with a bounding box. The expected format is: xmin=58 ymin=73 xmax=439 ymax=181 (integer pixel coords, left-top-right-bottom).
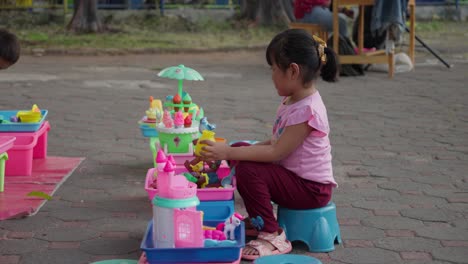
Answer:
xmin=0 ymin=48 xmax=467 ymax=264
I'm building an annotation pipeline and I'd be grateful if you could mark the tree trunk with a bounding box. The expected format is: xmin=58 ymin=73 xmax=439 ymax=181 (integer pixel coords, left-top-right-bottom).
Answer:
xmin=67 ymin=0 xmax=103 ymax=33
xmin=239 ymin=0 xmax=258 ymax=21
xmin=239 ymin=0 xmax=293 ymax=26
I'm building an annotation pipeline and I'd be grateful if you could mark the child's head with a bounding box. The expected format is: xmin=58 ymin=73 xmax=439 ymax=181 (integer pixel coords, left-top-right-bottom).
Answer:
xmin=266 ymin=29 xmax=338 ymax=90
xmin=0 ymin=29 xmax=20 ymax=70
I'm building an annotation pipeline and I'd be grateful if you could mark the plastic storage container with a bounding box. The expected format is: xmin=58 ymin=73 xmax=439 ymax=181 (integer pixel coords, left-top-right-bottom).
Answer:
xmin=145 ymin=165 xmax=236 ymax=202
xmin=197 ymin=199 xmax=235 ymax=221
xmin=0 ymin=136 xmax=16 ymax=154
xmin=3 ymin=121 xmax=50 ymax=176
xmin=141 ymin=220 xmax=244 ymax=264
xmin=0 ymin=110 xmax=48 ymax=132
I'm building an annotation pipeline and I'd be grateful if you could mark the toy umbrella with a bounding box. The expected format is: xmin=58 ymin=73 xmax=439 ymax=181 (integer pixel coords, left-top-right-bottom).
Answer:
xmin=157 ymin=64 xmax=204 ymax=97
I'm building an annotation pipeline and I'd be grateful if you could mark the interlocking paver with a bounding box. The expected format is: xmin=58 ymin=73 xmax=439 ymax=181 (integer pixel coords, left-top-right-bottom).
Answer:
xmin=432 ymin=247 xmax=468 ymax=263
xmin=35 ymin=227 xmax=100 ymax=242
xmin=415 ymin=226 xmax=468 ymax=241
xmin=0 ymin=238 xmax=48 ymax=254
xmin=80 ymin=238 xmax=140 ymax=255
xmin=21 ymin=249 xmax=92 ymax=264
xmin=330 ymin=248 xmax=401 ymax=264
xmin=374 ymin=237 xmax=441 ymax=251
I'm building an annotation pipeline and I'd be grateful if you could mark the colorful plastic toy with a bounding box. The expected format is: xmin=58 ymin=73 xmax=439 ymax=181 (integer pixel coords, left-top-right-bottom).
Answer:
xmin=0 ymin=109 xmax=48 ymax=132
xmin=153 ymin=65 xmax=208 ymax=159
xmin=151 ymin=154 xmax=202 ymax=248
xmin=141 ymin=220 xmax=245 ymax=263
xmin=145 ymin=166 xmax=237 ymax=203
xmin=199 ymin=117 xmax=216 ymax=133
xmin=157 ymin=64 xmax=204 ymax=101
xmin=217 ymin=212 xmax=244 ymax=240
xmin=17 ymin=104 xmax=42 ymax=123
xmin=145 ymin=96 xmax=163 ymax=123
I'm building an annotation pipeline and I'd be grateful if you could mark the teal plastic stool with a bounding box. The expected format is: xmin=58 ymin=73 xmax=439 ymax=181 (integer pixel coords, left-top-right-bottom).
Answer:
xmin=254 ymin=254 xmax=322 ymax=264
xmin=277 ymin=202 xmax=342 ymax=253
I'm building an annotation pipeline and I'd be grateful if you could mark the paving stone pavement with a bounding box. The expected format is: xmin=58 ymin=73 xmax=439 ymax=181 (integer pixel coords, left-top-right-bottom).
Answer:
xmin=0 ymin=51 xmax=467 ymax=264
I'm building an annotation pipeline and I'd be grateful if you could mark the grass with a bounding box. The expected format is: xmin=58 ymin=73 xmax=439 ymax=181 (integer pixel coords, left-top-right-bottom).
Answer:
xmin=5 ymin=13 xmax=468 ymax=53
xmin=9 ymin=13 xmax=280 ymax=52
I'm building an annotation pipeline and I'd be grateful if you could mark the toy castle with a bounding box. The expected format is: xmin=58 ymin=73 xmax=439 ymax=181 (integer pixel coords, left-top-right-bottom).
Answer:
xmin=152 ymin=152 xmax=204 ymax=248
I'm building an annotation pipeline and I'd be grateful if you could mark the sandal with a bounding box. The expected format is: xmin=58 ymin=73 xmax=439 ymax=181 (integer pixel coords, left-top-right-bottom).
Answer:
xmin=242 ymin=228 xmax=292 ymax=260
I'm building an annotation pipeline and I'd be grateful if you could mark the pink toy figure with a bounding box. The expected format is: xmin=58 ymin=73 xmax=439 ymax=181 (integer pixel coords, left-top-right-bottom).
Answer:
xmin=174 ymin=111 xmax=184 ymax=128
xmin=162 ymin=110 xmax=173 ymax=128
xmin=216 ymin=212 xmax=244 ymax=240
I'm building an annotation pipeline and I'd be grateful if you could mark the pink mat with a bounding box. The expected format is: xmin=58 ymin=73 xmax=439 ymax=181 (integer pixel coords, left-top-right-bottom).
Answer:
xmin=0 ymin=156 xmax=84 ymax=220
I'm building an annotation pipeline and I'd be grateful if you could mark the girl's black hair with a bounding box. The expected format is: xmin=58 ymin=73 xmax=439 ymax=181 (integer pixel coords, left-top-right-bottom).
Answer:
xmin=0 ymin=29 xmax=20 ymax=64
xmin=266 ymin=29 xmax=338 ymax=83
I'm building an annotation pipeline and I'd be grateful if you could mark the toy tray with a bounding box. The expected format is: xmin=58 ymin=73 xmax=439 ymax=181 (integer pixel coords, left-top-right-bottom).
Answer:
xmin=145 ymin=165 xmax=236 ymax=202
xmin=141 ymin=220 xmax=244 ymax=263
xmin=0 ymin=110 xmax=48 ymax=132
xmin=0 ymin=136 xmax=16 ymax=154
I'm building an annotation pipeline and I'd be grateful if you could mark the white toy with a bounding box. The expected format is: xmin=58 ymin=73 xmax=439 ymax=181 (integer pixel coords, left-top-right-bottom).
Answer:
xmin=223 ymin=212 xmax=244 ymax=240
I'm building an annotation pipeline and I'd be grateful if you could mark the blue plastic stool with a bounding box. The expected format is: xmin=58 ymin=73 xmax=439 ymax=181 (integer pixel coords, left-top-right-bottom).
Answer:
xmin=277 ymin=202 xmax=342 ymax=253
xmin=254 ymin=254 xmax=322 ymax=264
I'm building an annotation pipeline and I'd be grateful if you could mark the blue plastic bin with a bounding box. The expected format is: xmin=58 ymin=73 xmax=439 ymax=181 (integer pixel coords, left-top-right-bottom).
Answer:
xmin=141 ymin=220 xmax=245 ymax=263
xmin=139 ymin=123 xmax=159 ymax=138
xmin=197 ymin=199 xmax=235 ymax=221
xmin=0 ymin=110 xmax=48 ymax=132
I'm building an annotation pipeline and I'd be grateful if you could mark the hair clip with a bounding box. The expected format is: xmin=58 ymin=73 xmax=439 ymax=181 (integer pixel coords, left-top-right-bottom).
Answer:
xmin=312 ymin=35 xmax=327 ymax=64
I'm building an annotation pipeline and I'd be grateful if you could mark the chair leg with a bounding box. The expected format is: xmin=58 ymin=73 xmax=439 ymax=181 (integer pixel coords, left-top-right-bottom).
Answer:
xmin=388 ymin=52 xmax=394 ymax=78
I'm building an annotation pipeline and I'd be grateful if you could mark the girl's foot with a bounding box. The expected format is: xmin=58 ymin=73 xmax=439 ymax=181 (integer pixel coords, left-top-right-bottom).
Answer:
xmin=242 ymin=229 xmax=292 ymax=260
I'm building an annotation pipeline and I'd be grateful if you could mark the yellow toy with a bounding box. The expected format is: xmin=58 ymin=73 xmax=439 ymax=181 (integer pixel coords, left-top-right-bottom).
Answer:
xmin=190 ymin=161 xmax=204 ymax=173
xmin=17 ymin=104 xmax=42 ymax=123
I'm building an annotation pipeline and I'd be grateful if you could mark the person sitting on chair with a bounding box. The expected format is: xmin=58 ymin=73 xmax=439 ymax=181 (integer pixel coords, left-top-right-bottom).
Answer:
xmin=294 ymin=0 xmax=353 ymax=38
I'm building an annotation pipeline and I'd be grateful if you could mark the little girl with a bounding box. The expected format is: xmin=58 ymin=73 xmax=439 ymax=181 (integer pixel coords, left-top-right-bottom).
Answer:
xmin=200 ymin=29 xmax=338 ymax=260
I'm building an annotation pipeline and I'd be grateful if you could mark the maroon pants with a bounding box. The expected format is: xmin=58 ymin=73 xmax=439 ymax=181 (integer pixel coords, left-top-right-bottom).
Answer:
xmin=235 ymin=160 xmax=333 ymax=233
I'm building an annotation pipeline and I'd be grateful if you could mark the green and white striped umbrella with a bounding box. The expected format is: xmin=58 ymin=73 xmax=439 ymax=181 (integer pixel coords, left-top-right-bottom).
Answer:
xmin=157 ymin=64 xmax=204 ymax=96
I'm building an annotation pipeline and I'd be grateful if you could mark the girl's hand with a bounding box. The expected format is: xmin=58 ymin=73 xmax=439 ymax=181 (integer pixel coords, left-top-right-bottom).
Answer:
xmin=199 ymin=140 xmax=230 ymax=161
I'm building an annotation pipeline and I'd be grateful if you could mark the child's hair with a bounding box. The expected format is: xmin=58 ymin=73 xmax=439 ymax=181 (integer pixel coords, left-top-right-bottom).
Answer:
xmin=0 ymin=29 xmax=20 ymax=65
xmin=266 ymin=29 xmax=338 ymax=83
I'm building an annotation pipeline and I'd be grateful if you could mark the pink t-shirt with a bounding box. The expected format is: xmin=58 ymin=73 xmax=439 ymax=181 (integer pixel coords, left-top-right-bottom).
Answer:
xmin=272 ymin=91 xmax=337 ymax=187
